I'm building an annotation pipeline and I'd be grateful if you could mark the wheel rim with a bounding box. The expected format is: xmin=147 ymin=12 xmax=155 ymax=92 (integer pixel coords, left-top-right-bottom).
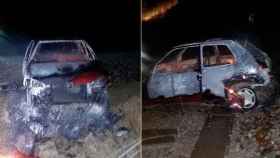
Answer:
xmin=237 ymin=88 xmax=256 ymax=109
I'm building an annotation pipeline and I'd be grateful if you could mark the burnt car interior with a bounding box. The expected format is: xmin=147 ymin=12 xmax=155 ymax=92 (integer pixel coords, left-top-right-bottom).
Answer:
xmin=203 ymin=45 xmax=235 ymax=66
xmin=27 ymin=41 xmax=103 ymax=79
xmin=33 ymin=42 xmax=87 ymax=63
xmin=29 ymin=61 xmax=87 ymax=78
xmin=156 ymin=46 xmax=200 ymax=73
xmin=156 ymin=44 xmax=235 ymax=73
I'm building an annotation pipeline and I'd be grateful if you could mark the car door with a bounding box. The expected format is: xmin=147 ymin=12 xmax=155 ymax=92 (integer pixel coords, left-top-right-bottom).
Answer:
xmin=172 ymin=46 xmax=201 ymax=96
xmin=201 ymin=44 xmax=236 ymax=97
xmin=148 ymin=48 xmax=183 ymax=98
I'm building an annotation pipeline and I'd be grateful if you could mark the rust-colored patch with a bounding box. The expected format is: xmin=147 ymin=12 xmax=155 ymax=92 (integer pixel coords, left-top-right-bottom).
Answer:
xmin=255 ymin=128 xmax=269 ymax=145
xmin=71 ymin=71 xmax=104 ymax=86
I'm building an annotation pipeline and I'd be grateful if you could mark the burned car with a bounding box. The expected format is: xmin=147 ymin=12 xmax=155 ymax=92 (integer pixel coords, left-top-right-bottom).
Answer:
xmin=7 ymin=40 xmax=122 ymax=156
xmin=147 ymin=39 xmax=276 ymax=110
xmin=23 ymin=40 xmax=107 ymax=105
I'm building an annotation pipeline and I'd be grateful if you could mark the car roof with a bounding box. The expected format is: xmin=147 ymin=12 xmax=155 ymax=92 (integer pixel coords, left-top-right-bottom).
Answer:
xmin=174 ymin=39 xmax=235 ymax=49
xmin=37 ymin=40 xmax=84 ymax=44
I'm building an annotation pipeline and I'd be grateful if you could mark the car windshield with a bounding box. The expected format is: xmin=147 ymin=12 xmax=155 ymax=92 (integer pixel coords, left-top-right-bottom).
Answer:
xmin=33 ymin=42 xmax=87 ymax=63
xmin=29 ymin=41 xmax=90 ymax=78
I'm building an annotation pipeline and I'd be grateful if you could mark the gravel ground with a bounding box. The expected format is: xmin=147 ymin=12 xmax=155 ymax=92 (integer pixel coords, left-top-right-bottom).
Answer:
xmin=0 ymin=94 xmax=11 ymax=154
xmin=0 ymin=60 xmax=22 ymax=87
xmin=225 ymin=104 xmax=280 ymax=158
xmin=142 ymin=106 xmax=207 ymax=158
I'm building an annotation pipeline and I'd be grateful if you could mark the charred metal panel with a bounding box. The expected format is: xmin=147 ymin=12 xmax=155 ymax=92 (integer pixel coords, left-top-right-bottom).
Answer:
xmin=39 ymin=77 xmax=88 ymax=103
xmin=148 ymin=72 xmax=173 ymax=98
xmin=8 ymin=90 xmax=118 ymax=155
xmin=173 ymin=71 xmax=200 ymax=95
xmin=203 ymin=65 xmax=234 ymax=97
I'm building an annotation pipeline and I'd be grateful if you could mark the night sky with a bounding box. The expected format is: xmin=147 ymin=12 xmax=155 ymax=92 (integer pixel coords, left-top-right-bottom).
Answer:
xmin=143 ymin=1 xmax=280 ymax=60
xmin=0 ymin=1 xmax=140 ymax=53
xmin=2 ymin=2 xmax=280 ymax=60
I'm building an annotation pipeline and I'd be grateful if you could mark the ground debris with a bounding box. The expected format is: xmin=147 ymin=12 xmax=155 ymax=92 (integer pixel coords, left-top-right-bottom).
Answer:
xmin=226 ymin=105 xmax=280 ymax=158
xmin=35 ymin=83 xmax=140 ymax=158
xmin=143 ymin=106 xmax=207 ymax=158
xmin=0 ymin=82 xmax=140 ymax=158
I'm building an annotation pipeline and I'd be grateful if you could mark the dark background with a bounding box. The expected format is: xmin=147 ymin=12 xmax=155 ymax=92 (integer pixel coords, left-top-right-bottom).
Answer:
xmin=0 ymin=1 xmax=140 ymax=53
xmin=0 ymin=2 xmax=140 ymax=83
xmin=143 ymin=1 xmax=280 ymax=61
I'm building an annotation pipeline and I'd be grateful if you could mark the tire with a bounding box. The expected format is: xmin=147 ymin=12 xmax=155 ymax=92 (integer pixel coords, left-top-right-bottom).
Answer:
xmin=227 ymin=82 xmax=257 ymax=110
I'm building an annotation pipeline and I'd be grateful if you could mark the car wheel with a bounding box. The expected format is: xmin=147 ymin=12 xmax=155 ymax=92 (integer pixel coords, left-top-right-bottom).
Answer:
xmin=227 ymin=82 xmax=258 ymax=110
xmin=236 ymin=87 xmax=257 ymax=110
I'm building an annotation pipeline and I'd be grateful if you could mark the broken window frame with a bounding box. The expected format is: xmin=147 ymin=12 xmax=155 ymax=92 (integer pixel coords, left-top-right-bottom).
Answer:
xmin=33 ymin=41 xmax=87 ymax=62
xmin=176 ymin=46 xmax=201 ymax=72
xmin=23 ymin=40 xmax=36 ymax=87
xmin=25 ymin=40 xmax=95 ymax=66
xmin=160 ymin=48 xmax=184 ymax=64
xmin=81 ymin=40 xmax=96 ymax=61
xmin=202 ymin=44 xmax=236 ymax=67
xmin=23 ymin=40 xmax=97 ymax=87
xmin=153 ymin=47 xmax=185 ymax=73
xmin=154 ymin=45 xmax=202 ymax=73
